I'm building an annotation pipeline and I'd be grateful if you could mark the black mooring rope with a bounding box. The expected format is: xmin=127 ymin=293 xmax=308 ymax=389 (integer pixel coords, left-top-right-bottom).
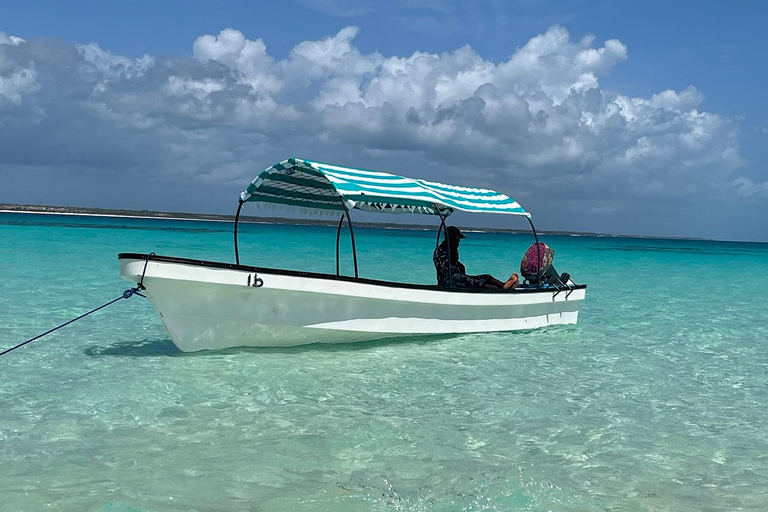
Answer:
xmin=0 ymin=252 xmax=155 ymax=358
xmin=0 ymin=287 xmax=146 ymax=357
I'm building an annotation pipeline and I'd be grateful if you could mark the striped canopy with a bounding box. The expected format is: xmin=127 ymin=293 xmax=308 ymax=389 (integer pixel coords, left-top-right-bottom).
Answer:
xmin=240 ymin=158 xmax=530 ymax=217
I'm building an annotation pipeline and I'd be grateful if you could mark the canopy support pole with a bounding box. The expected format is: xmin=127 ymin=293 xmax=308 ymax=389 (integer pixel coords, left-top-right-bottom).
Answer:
xmin=340 ymin=202 xmax=359 ymax=279
xmin=335 ymin=214 xmax=344 ymax=276
xmin=435 ymin=211 xmax=447 ymax=249
xmin=526 ymin=216 xmax=542 ymax=290
xmin=435 ymin=206 xmax=452 ymax=288
xmin=234 ymin=200 xmax=244 ymax=265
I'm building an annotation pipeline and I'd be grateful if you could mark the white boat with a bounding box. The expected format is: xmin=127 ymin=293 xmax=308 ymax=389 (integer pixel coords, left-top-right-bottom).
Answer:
xmin=119 ymin=158 xmax=586 ymax=351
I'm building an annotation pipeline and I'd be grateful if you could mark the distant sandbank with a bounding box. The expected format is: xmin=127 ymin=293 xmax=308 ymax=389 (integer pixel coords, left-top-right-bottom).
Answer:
xmin=0 ymin=203 xmax=538 ymax=234
xmin=0 ymin=203 xmax=709 ymax=240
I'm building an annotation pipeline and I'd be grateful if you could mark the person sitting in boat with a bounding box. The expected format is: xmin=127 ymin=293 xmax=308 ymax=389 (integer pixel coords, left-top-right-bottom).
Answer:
xmin=433 ymin=226 xmax=519 ymax=289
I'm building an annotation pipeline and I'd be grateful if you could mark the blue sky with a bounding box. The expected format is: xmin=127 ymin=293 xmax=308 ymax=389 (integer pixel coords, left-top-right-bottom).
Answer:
xmin=1 ymin=0 xmax=767 ymax=240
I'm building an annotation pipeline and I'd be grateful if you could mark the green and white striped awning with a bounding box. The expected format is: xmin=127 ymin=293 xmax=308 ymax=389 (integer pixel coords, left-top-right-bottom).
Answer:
xmin=240 ymin=158 xmax=530 ymax=217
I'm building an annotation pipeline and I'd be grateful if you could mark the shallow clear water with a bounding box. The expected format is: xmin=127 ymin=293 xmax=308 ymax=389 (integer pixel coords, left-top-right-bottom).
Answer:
xmin=2 ymin=212 xmax=768 ymax=511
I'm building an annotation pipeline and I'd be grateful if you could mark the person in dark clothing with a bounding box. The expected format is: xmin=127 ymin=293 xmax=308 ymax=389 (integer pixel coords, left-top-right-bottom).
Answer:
xmin=433 ymin=226 xmax=519 ymax=289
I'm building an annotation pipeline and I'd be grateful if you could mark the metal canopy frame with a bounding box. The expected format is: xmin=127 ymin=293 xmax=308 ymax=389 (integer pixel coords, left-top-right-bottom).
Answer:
xmin=233 ymin=199 xmax=544 ymax=289
xmin=231 ymin=158 xmax=549 ymax=288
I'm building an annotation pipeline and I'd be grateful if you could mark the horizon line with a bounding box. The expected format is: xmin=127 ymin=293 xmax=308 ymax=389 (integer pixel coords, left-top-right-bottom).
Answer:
xmin=1 ymin=202 xmax=761 ymax=244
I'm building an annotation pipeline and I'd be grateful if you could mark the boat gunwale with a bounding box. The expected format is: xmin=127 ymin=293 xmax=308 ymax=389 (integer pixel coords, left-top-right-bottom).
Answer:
xmin=118 ymin=252 xmax=587 ymax=295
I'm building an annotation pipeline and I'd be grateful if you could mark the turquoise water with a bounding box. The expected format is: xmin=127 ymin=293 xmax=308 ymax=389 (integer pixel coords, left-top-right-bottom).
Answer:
xmin=2 ymin=212 xmax=768 ymax=511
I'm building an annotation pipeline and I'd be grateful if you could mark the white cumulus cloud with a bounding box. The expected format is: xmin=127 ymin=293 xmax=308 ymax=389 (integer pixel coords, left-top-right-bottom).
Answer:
xmin=730 ymin=177 xmax=768 ymax=198
xmin=193 ymin=28 xmax=281 ymax=96
xmin=0 ymin=30 xmax=25 ymax=46
xmin=0 ymin=64 xmax=37 ymax=104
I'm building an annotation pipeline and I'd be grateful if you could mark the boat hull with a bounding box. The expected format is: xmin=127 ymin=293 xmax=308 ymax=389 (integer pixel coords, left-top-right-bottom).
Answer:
xmin=119 ymin=254 xmax=586 ymax=351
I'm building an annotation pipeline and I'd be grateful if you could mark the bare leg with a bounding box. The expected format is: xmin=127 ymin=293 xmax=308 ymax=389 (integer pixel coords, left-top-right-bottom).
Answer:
xmin=482 ymin=273 xmax=518 ymax=289
xmin=502 ymin=273 xmax=519 ymax=290
xmin=485 ymin=277 xmax=506 ymax=288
